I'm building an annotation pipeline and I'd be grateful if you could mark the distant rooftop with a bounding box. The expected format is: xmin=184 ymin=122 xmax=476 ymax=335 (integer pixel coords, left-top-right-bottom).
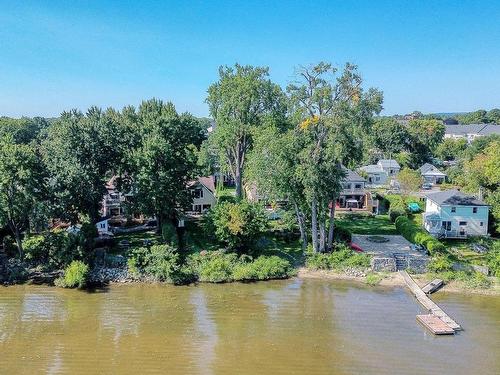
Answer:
xmin=378 ymin=159 xmax=400 ymax=169
xmin=342 ymin=165 xmax=365 ymax=182
xmin=444 ymin=124 xmax=500 ymax=136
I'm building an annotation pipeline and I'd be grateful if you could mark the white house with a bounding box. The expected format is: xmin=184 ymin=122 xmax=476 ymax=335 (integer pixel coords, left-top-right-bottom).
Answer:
xmin=359 ymin=159 xmax=400 ymax=186
xmin=95 ymin=216 xmax=112 ymax=236
xmin=188 ymin=176 xmax=217 ymax=213
xmin=419 ymin=163 xmax=446 ymax=185
xmin=423 ymin=190 xmax=489 ymax=238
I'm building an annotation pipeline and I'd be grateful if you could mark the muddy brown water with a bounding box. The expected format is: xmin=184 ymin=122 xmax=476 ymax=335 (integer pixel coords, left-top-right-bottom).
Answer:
xmin=1 ymin=279 xmax=499 ymax=374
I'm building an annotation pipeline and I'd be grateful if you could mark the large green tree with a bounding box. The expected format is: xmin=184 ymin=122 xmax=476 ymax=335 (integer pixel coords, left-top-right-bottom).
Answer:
xmin=41 ymin=108 xmax=124 ymax=224
xmin=287 ymin=62 xmax=383 ymax=252
xmin=129 ymin=99 xmax=204 ymax=244
xmin=407 ymin=119 xmax=445 ymax=167
xmin=0 ymin=136 xmax=44 ymax=257
xmin=206 ymin=64 xmax=286 ymax=199
xmin=371 ymin=117 xmax=409 ymax=156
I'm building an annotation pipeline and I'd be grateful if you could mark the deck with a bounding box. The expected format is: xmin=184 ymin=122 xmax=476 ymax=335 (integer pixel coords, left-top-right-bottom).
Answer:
xmin=400 ymin=271 xmax=462 ymax=334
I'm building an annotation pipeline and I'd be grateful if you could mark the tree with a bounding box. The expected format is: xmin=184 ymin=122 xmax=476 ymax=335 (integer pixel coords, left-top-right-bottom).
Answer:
xmin=371 ymin=117 xmax=409 ymax=156
xmin=397 ymin=168 xmax=421 ymax=202
xmin=407 ymin=119 xmax=445 ymax=167
xmin=206 ymin=200 xmax=268 ymax=251
xmin=287 ymin=62 xmax=382 ymax=252
xmin=487 ymin=108 xmax=500 ymax=124
xmin=456 ymin=109 xmax=490 ymax=124
xmin=41 ymin=108 xmax=124 ymax=224
xmin=0 ymin=137 xmax=44 ymax=258
xmin=206 ymin=64 xmax=286 ymax=199
xmin=435 ymin=138 xmax=467 ymax=161
xmin=457 ymin=141 xmax=500 ymax=234
xmin=0 ymin=116 xmax=49 ymax=144
xmin=246 ymin=119 xmax=309 ymax=249
xmin=129 ymin=99 xmax=204 ymax=245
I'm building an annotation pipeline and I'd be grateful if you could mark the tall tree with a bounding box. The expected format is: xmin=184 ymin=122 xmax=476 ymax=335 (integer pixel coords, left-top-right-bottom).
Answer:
xmin=129 ymin=99 xmax=204 ymax=245
xmin=287 ymin=62 xmax=382 ymax=252
xmin=0 ymin=136 xmax=44 ymax=258
xmin=371 ymin=117 xmax=409 ymax=156
xmin=41 ymin=108 xmax=123 ymax=224
xmin=206 ymin=64 xmax=285 ymax=199
xmin=407 ymin=119 xmax=445 ymax=167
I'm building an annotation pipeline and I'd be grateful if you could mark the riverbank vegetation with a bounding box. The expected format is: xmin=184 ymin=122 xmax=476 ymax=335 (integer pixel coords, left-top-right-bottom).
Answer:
xmin=0 ymin=61 xmax=498 ymax=294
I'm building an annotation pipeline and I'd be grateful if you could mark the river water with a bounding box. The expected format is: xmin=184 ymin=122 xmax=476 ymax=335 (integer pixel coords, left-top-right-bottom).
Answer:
xmin=0 ymin=279 xmax=499 ymax=375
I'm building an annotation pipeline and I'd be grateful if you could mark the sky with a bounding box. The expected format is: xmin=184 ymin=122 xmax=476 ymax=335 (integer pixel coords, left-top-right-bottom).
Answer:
xmin=0 ymin=0 xmax=499 ymax=118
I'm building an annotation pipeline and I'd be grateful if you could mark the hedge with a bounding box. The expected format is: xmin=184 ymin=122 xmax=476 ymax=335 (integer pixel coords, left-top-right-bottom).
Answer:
xmin=394 ymin=216 xmax=445 ymax=255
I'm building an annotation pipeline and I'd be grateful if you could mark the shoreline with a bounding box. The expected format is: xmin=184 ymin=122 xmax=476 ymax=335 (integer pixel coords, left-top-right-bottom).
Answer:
xmin=297 ymin=268 xmax=500 ymax=296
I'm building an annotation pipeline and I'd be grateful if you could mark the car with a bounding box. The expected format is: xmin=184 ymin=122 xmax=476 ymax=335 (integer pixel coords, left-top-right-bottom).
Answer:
xmin=421 ymin=183 xmax=433 ymax=190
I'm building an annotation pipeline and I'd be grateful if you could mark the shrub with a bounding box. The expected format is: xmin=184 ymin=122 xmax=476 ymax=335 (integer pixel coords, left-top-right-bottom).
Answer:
xmin=333 ymin=226 xmax=352 ymax=243
xmin=389 ymin=208 xmax=406 ymax=223
xmin=305 ymin=246 xmax=370 ymax=271
xmin=487 ymin=243 xmax=500 ymax=277
xmin=205 ymin=201 xmax=268 ymax=250
xmin=394 ymin=216 xmax=445 ymax=254
xmin=456 ymin=271 xmax=492 ymax=289
xmin=189 ymin=251 xmax=238 ymax=283
xmin=55 ymin=260 xmax=89 ymax=288
xmin=244 ymin=256 xmax=293 ymax=280
xmin=22 ymin=231 xmax=84 ymax=269
xmin=428 ymin=255 xmax=454 ymax=273
xmin=127 ymin=244 xmax=192 ymax=284
xmin=365 ymin=273 xmax=382 ymax=286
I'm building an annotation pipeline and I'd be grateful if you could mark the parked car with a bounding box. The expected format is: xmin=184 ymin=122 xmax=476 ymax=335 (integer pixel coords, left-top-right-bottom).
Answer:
xmin=421 ymin=183 xmax=433 ymax=190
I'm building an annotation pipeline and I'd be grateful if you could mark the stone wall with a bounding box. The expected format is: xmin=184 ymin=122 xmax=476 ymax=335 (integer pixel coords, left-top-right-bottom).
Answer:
xmin=371 ymin=257 xmax=396 ymax=272
xmin=407 ymin=256 xmax=429 ymax=274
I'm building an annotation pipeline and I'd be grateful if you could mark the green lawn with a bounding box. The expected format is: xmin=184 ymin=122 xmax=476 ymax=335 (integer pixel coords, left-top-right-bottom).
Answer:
xmin=335 ymin=214 xmax=398 ymax=235
xmin=111 ymin=231 xmax=162 ymax=253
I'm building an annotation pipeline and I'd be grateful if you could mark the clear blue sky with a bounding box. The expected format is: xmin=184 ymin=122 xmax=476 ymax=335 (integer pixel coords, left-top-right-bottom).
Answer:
xmin=1 ymin=0 xmax=499 ymax=118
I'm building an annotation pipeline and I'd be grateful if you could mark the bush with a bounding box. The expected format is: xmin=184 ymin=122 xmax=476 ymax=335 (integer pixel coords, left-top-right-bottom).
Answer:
xmin=389 ymin=208 xmax=406 ymax=223
xmin=428 ymin=255 xmax=453 ymax=273
xmin=306 ymin=246 xmax=370 ymax=271
xmin=487 ymin=243 xmax=500 ymax=277
xmin=127 ymin=244 xmax=193 ymax=284
xmin=189 ymin=251 xmax=238 ymax=283
xmin=365 ymin=273 xmax=382 ymax=286
xmin=22 ymin=231 xmax=84 ymax=269
xmin=238 ymin=256 xmax=293 ymax=281
xmin=394 ymin=216 xmax=445 ymax=255
xmin=55 ymin=260 xmax=89 ymax=288
xmin=205 ymin=200 xmax=268 ymax=250
xmin=461 ymin=272 xmax=491 ymax=289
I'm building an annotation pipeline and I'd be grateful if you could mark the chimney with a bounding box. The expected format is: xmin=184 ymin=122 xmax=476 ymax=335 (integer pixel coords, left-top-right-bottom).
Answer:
xmin=478 ymin=187 xmax=484 ymax=201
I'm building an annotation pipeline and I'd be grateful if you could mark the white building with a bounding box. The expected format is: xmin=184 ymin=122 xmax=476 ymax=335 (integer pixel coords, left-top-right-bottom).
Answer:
xmin=188 ymin=176 xmax=217 ymax=213
xmin=423 ymin=190 xmax=489 ymax=238
xmin=359 ymin=159 xmax=400 ymax=186
xmin=419 ymin=163 xmax=446 ymax=185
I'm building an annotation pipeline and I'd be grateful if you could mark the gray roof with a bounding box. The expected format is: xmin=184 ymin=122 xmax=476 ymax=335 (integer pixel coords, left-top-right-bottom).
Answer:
xmin=425 ymin=189 xmax=488 ymax=206
xmin=359 ymin=164 xmax=383 ymax=173
xmin=342 ymin=166 xmax=365 ymax=182
xmin=378 ymin=159 xmax=400 ymax=169
xmin=444 ymin=124 xmax=500 ymax=136
xmin=419 ymin=163 xmax=446 ymax=176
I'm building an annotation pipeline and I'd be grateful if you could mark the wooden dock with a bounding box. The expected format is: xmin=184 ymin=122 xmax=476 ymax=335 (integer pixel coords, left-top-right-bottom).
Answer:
xmin=416 ymin=314 xmax=455 ymax=335
xmin=400 ymin=271 xmax=462 ymax=334
xmin=422 ymin=279 xmax=443 ymax=294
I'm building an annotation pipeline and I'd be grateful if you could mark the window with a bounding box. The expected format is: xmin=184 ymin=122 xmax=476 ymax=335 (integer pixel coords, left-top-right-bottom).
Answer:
xmin=442 ymin=221 xmax=451 ymax=231
xmin=459 ymin=221 xmax=467 ymax=226
xmin=100 ymin=223 xmax=106 ymax=228
xmin=473 ymin=207 xmax=478 ymax=214
xmin=375 ymin=176 xmax=380 ymax=181
xmin=192 ymin=188 xmax=203 ymax=199
xmin=480 ymin=222 xmax=484 ymax=227
xmin=343 ymin=183 xmax=351 ymax=189
xmin=451 ymin=207 xmax=456 ymax=213
xmin=354 ymin=184 xmax=362 ymax=189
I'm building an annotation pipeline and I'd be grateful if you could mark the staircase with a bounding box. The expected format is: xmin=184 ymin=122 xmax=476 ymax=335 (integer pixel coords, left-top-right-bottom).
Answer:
xmin=393 ymin=253 xmax=408 ymax=271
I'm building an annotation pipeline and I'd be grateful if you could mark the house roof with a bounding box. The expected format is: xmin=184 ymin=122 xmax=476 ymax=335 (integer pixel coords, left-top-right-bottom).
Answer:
xmin=188 ymin=176 xmax=216 ymax=193
xmin=377 ymin=159 xmax=400 ymax=169
xmin=419 ymin=163 xmax=446 ymax=176
xmin=359 ymin=164 xmax=383 ymax=173
xmin=425 ymin=189 xmax=488 ymax=206
xmin=444 ymin=124 xmax=500 ymax=136
xmin=342 ymin=166 xmax=365 ymax=182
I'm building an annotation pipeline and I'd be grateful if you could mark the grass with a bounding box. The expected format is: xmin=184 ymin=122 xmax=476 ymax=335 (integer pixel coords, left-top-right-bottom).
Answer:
xmin=335 ymin=214 xmax=397 ymax=235
xmin=111 ymin=231 xmax=162 ymax=253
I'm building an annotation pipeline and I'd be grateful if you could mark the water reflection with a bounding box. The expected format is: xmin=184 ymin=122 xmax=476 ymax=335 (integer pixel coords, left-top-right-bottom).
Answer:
xmin=0 ymin=281 xmax=498 ymax=374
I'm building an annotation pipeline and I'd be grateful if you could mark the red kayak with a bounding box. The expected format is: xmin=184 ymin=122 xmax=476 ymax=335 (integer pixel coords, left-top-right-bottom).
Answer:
xmin=350 ymin=242 xmax=363 ymax=252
